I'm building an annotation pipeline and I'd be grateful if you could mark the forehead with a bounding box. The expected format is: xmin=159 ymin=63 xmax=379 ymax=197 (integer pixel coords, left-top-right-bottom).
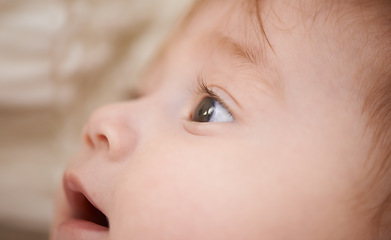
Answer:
xmin=174 ymin=0 xmax=341 ymax=68
xmin=167 ymin=0 xmax=276 ymax=74
xmin=141 ymin=0 xmax=272 ymax=88
xmin=183 ymin=0 xmax=263 ymax=46
xmin=146 ymin=0 xmax=365 ymax=98
xmin=185 ymin=0 xmax=366 ymax=43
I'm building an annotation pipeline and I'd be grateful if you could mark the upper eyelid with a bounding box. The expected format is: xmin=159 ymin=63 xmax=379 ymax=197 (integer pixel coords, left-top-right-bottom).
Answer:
xmin=195 ymin=76 xmax=234 ymax=118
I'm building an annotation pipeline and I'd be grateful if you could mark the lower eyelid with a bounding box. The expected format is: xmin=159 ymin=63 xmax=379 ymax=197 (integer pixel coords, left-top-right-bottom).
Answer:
xmin=183 ymin=119 xmax=234 ymax=136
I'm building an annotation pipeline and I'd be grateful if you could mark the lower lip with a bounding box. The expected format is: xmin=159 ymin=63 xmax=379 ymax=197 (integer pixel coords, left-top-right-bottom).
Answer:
xmin=56 ymin=219 xmax=109 ymax=240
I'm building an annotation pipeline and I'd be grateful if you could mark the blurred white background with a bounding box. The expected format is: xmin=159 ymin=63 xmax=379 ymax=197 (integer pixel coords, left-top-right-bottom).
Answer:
xmin=0 ymin=0 xmax=193 ymax=238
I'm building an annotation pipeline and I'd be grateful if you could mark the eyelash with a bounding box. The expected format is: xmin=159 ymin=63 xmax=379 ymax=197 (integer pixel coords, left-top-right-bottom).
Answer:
xmin=195 ymin=76 xmax=233 ymax=118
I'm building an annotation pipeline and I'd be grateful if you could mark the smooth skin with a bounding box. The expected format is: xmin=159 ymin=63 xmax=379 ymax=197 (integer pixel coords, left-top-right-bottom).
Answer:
xmin=51 ymin=0 xmax=378 ymax=239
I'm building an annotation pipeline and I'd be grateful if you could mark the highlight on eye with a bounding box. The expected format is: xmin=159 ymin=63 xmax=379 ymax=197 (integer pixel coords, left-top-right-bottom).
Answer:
xmin=192 ymin=79 xmax=234 ymax=123
xmin=192 ymin=96 xmax=233 ymax=122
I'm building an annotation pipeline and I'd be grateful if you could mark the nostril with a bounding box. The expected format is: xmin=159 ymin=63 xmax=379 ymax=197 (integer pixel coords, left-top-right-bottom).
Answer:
xmin=97 ymin=134 xmax=109 ymax=149
xmin=82 ymin=104 xmax=137 ymax=157
xmin=84 ymin=132 xmax=109 ymax=150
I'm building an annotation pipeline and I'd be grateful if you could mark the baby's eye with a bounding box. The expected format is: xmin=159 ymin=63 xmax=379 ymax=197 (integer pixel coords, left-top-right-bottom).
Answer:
xmin=192 ymin=97 xmax=233 ymax=123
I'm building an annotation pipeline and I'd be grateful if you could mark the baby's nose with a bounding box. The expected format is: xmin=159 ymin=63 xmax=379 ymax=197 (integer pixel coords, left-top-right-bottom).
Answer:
xmin=83 ymin=102 xmax=137 ymax=159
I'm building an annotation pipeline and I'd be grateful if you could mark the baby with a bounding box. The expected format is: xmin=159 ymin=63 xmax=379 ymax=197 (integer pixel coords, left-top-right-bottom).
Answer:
xmin=50 ymin=0 xmax=391 ymax=239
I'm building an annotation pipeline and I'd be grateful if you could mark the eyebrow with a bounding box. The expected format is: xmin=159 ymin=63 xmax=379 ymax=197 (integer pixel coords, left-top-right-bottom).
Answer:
xmin=217 ymin=34 xmax=261 ymax=66
xmin=214 ymin=33 xmax=283 ymax=94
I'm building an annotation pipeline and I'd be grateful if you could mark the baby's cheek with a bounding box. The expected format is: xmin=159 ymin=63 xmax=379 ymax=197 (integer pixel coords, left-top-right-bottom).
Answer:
xmin=108 ymin=145 xmax=267 ymax=240
xmin=106 ymin=135 xmax=364 ymax=240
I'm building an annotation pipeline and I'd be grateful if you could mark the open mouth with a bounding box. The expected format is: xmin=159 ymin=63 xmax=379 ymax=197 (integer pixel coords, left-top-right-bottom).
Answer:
xmin=70 ymin=191 xmax=109 ymax=228
xmin=64 ymin=177 xmax=109 ymax=229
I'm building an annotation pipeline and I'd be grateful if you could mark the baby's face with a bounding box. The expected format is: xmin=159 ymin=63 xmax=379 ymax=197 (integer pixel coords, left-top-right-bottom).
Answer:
xmin=52 ymin=1 xmax=376 ymax=239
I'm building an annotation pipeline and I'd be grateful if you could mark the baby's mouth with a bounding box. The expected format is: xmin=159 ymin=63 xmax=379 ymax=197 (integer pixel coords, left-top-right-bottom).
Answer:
xmin=64 ymin=177 xmax=109 ymax=229
xmin=70 ymin=190 xmax=109 ymax=228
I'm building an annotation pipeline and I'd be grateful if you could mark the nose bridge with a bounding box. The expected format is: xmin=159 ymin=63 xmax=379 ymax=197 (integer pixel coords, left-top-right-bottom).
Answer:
xmin=83 ymin=102 xmax=138 ymax=159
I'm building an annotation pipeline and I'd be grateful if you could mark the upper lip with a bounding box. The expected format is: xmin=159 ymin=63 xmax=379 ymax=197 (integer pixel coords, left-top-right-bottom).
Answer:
xmin=63 ymin=172 xmax=109 ymax=229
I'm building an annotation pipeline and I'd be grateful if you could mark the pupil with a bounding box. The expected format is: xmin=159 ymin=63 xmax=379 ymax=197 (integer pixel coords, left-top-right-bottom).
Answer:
xmin=194 ymin=97 xmax=215 ymax=122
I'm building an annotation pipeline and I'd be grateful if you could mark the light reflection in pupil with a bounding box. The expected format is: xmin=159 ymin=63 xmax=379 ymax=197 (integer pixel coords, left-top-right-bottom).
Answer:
xmin=203 ymin=107 xmax=214 ymax=117
xmin=194 ymin=97 xmax=215 ymax=122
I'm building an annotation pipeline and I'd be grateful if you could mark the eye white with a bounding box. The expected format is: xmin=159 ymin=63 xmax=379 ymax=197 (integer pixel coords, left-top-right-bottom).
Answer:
xmin=210 ymin=100 xmax=233 ymax=122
